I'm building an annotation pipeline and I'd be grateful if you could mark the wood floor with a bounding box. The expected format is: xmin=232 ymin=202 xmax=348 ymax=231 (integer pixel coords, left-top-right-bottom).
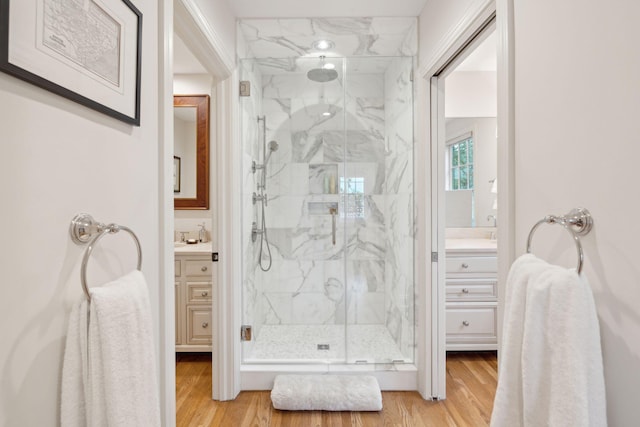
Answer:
xmin=176 ymin=352 xmax=497 ymax=426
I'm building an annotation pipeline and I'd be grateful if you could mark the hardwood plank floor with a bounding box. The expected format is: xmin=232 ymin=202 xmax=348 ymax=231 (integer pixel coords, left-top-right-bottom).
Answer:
xmin=176 ymin=352 xmax=497 ymax=427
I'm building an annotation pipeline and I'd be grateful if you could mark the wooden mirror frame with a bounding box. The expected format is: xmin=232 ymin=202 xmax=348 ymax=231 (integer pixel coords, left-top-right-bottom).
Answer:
xmin=174 ymin=94 xmax=210 ymax=210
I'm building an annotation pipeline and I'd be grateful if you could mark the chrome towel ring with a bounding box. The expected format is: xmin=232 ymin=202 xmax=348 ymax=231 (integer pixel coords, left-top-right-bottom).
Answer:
xmin=70 ymin=213 xmax=142 ymax=301
xmin=526 ymin=207 xmax=593 ymax=274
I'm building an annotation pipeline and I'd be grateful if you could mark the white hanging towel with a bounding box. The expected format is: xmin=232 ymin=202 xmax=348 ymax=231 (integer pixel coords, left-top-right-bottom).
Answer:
xmin=62 ymin=270 xmax=161 ymax=427
xmin=491 ymin=254 xmax=607 ymax=427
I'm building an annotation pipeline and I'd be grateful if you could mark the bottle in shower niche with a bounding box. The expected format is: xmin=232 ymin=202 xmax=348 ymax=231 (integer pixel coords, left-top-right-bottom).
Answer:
xmin=329 ymin=173 xmax=336 ymax=194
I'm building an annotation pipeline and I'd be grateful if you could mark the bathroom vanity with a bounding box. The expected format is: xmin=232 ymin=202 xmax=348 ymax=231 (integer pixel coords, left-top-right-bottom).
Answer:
xmin=445 ymin=237 xmax=497 ymax=351
xmin=175 ymin=242 xmax=213 ymax=352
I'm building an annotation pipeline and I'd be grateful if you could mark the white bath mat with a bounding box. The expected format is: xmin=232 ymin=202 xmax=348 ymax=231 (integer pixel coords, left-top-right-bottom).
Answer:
xmin=271 ymin=374 xmax=382 ymax=411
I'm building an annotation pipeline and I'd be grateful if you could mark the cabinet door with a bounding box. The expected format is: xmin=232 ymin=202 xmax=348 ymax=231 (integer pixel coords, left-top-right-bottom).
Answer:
xmin=185 ymin=259 xmax=211 ymax=277
xmin=187 ymin=281 xmax=213 ymax=303
xmin=446 ymin=303 xmax=497 ymax=351
xmin=446 ymin=278 xmax=497 ymax=302
xmin=186 ymin=306 xmax=212 ymax=345
xmin=445 ymin=256 xmax=497 ymax=274
xmin=446 ymin=306 xmax=496 ymax=336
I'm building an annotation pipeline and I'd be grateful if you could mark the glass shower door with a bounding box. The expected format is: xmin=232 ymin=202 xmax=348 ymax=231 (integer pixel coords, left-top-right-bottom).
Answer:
xmin=343 ymin=57 xmax=415 ymax=364
xmin=239 ymin=57 xmax=349 ymax=363
xmin=239 ymin=55 xmax=415 ymax=365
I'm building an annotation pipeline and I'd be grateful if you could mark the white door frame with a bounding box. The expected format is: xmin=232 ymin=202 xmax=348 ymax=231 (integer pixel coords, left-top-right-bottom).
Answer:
xmin=159 ymin=1 xmax=237 ymax=422
xmin=419 ymin=0 xmax=515 ymax=399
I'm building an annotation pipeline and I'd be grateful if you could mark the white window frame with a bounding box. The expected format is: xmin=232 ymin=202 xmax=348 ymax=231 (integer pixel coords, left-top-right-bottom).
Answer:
xmin=446 ymin=131 xmax=474 ymax=191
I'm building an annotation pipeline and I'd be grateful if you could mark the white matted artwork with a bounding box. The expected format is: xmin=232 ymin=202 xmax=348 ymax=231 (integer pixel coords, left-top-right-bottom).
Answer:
xmin=0 ymin=0 xmax=142 ymax=125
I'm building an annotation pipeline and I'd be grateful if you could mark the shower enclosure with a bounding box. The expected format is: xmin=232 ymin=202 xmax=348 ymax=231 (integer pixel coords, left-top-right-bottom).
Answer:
xmin=238 ymin=18 xmax=416 ymax=375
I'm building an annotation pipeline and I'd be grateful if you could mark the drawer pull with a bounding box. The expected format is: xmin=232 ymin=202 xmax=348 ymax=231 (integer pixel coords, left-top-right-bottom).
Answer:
xmin=201 ymin=322 xmax=209 ymax=328
xmin=461 ymin=263 xmax=469 ymax=269
xmin=201 ymin=266 xmax=208 ymax=272
xmin=201 ymin=291 xmax=208 ymax=297
xmin=462 ymin=288 xmax=470 ymax=294
xmin=462 ymin=320 xmax=470 ymax=327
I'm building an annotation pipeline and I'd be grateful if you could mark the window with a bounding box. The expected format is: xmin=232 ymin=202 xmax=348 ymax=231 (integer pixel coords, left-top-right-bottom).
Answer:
xmin=448 ymin=135 xmax=474 ymax=190
xmin=340 ymin=177 xmax=365 ymax=219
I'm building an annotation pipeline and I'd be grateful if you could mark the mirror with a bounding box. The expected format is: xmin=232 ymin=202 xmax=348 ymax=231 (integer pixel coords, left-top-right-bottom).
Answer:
xmin=444 ymin=117 xmax=497 ymax=227
xmin=174 ymin=95 xmax=209 ymax=210
xmin=444 ymin=30 xmax=497 ymax=228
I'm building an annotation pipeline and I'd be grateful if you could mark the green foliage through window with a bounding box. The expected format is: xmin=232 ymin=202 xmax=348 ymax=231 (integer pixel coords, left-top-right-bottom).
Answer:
xmin=449 ymin=138 xmax=474 ymax=190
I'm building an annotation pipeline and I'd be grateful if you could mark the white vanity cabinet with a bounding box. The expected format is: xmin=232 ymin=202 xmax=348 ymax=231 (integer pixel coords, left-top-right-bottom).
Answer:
xmin=175 ymin=252 xmax=213 ymax=352
xmin=445 ymin=245 xmax=498 ymax=351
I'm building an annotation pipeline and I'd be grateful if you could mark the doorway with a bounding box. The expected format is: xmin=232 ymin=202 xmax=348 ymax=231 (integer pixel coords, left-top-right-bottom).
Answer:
xmin=172 ymin=29 xmax=216 ymax=413
xmin=428 ymin=11 xmax=513 ymax=399
xmin=441 ymin=23 xmax=499 ymax=388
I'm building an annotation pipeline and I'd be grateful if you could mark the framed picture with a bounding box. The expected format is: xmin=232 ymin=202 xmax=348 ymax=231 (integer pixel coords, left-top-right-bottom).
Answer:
xmin=0 ymin=0 xmax=142 ymax=125
xmin=173 ymin=156 xmax=181 ymax=193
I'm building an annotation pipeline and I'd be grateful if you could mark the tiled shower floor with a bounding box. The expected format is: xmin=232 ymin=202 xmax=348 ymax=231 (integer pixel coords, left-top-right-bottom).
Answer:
xmin=244 ymin=324 xmax=408 ymax=363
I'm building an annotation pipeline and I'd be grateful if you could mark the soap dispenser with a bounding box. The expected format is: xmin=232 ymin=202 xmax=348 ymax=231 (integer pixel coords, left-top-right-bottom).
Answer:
xmin=198 ymin=222 xmax=206 ymax=243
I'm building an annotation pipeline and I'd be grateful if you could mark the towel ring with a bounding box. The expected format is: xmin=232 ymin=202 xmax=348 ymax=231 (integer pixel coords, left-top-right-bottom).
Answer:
xmin=70 ymin=213 xmax=142 ymax=301
xmin=526 ymin=207 xmax=593 ymax=274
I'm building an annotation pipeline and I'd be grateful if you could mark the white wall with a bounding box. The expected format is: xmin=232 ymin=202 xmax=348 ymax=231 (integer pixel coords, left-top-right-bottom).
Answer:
xmin=190 ymin=0 xmax=236 ymax=66
xmin=0 ymin=1 xmax=162 ymax=425
xmin=418 ymin=0 xmax=479 ymax=66
xmin=421 ymin=0 xmax=640 ymax=424
xmin=445 ymin=71 xmax=497 ymax=117
xmin=514 ymin=1 xmax=640 ymax=424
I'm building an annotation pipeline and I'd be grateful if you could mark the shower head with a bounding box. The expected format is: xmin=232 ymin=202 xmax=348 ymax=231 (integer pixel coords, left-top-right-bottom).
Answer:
xmin=307 ymin=56 xmax=338 ymax=83
xmin=264 ymin=140 xmax=279 ymax=164
xmin=307 ymin=68 xmax=338 ymax=82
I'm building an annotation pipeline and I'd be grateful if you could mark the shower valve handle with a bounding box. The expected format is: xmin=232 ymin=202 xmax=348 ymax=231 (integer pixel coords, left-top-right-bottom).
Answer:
xmin=329 ymin=207 xmax=337 ymax=246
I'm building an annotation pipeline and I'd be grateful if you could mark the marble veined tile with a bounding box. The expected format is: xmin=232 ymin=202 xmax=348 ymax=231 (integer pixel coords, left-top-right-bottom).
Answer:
xmin=238 ymin=18 xmax=417 ymax=59
xmin=323 ymin=130 xmax=385 ymax=163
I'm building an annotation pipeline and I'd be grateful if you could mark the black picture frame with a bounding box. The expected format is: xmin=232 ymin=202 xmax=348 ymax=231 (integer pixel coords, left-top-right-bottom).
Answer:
xmin=0 ymin=0 xmax=142 ymax=125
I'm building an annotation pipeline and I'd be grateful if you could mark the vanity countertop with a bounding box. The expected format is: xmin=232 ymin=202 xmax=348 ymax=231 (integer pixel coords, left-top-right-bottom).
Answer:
xmin=446 ymin=238 xmax=497 ymax=254
xmin=174 ymin=241 xmax=212 ymax=255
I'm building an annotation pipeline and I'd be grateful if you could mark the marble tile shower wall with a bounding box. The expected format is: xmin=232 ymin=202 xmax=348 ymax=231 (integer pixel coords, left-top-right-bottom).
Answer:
xmin=239 ymin=17 xmax=416 ymax=360
xmin=259 ymin=70 xmax=388 ymax=329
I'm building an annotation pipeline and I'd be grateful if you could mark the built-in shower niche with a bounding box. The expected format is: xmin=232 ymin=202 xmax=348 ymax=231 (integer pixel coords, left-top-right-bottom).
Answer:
xmin=308 ymin=202 xmax=339 ymax=216
xmin=309 ymin=164 xmax=338 ymax=194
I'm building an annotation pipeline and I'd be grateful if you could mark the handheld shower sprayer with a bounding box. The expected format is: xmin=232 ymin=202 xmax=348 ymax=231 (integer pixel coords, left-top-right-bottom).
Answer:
xmin=264 ymin=140 xmax=279 ymax=165
xmin=251 ymin=140 xmax=279 ymax=173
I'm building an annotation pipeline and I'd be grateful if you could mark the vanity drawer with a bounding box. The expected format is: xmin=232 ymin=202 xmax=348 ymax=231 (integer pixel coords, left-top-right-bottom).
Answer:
xmin=175 ymin=260 xmax=181 ymax=277
xmin=446 ymin=256 xmax=497 ymax=274
xmin=446 ymin=279 xmax=497 ymax=301
xmin=187 ymin=282 xmax=212 ymax=303
xmin=186 ymin=305 xmax=212 ymax=345
xmin=446 ymin=304 xmax=497 ymax=337
xmin=185 ymin=259 xmax=211 ymax=277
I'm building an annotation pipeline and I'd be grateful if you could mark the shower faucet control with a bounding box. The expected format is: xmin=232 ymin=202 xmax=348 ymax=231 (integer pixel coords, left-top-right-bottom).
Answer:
xmin=251 ymin=221 xmax=263 ymax=243
xmin=252 ymin=192 xmax=267 ymax=206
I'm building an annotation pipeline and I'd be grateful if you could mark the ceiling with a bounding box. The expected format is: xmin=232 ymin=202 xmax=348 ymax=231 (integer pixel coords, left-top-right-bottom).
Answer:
xmin=223 ymin=0 xmax=429 ymax=18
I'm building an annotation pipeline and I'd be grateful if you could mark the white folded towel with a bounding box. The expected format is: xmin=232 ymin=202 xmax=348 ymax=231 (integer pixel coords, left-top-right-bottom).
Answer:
xmin=491 ymin=254 xmax=607 ymax=427
xmin=62 ymin=270 xmax=161 ymax=427
xmin=271 ymin=374 xmax=383 ymax=411
xmin=61 ymin=297 xmax=89 ymax=426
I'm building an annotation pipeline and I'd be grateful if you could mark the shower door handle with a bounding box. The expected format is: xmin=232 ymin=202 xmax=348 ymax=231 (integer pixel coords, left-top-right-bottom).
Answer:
xmin=329 ymin=207 xmax=337 ymax=246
